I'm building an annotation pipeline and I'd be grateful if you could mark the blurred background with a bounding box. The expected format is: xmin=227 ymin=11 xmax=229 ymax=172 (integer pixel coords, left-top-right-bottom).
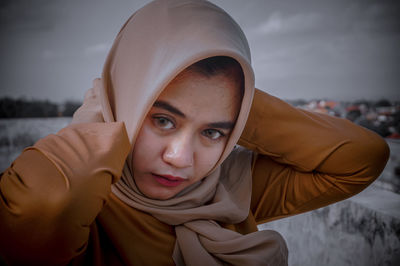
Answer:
xmin=1 ymin=0 xmax=399 ymax=265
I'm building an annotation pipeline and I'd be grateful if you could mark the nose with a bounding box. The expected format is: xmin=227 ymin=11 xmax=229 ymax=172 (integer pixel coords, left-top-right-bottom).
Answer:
xmin=162 ymin=133 xmax=194 ymax=169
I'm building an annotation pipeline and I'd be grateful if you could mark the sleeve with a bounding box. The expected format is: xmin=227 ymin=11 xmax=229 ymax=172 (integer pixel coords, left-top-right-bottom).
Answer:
xmin=0 ymin=122 xmax=130 ymax=265
xmin=238 ymin=89 xmax=390 ymax=224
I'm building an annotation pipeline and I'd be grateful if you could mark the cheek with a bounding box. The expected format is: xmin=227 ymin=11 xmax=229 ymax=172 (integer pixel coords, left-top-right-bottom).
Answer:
xmin=194 ymin=144 xmax=225 ymax=177
xmin=131 ymin=124 xmax=162 ymax=169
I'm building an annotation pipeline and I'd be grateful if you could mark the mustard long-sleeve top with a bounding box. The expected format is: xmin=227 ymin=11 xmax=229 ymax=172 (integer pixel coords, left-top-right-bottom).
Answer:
xmin=0 ymin=89 xmax=389 ymax=265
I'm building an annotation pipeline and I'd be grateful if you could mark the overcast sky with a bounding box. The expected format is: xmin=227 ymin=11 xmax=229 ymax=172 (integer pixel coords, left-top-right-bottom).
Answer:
xmin=1 ymin=0 xmax=399 ymax=103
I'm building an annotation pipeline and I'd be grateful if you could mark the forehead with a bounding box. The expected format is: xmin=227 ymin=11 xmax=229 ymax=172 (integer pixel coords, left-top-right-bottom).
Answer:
xmin=155 ymin=70 xmax=241 ymax=121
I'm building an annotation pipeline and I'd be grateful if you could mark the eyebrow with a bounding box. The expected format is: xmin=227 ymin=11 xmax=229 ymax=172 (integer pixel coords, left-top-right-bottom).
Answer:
xmin=207 ymin=121 xmax=235 ymax=130
xmin=153 ymin=100 xmax=235 ymax=130
xmin=153 ymin=100 xmax=185 ymax=118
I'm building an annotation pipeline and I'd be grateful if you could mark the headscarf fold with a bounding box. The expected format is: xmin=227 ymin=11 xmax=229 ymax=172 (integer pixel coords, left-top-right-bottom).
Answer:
xmin=72 ymin=0 xmax=288 ymax=265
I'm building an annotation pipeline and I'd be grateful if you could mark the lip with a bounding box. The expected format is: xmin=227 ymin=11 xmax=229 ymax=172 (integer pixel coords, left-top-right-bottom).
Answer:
xmin=152 ymin=174 xmax=185 ymax=187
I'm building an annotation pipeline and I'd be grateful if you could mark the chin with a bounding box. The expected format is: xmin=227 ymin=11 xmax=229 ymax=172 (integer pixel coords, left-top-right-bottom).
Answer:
xmin=139 ymin=185 xmax=178 ymax=200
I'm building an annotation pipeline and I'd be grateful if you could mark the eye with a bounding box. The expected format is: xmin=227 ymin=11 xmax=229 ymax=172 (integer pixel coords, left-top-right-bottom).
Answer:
xmin=152 ymin=116 xmax=175 ymax=130
xmin=202 ymin=129 xmax=225 ymax=140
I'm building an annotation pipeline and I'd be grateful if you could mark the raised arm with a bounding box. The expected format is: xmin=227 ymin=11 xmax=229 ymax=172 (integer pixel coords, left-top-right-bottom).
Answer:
xmin=0 ymin=122 xmax=130 ymax=265
xmin=238 ymin=89 xmax=390 ymax=224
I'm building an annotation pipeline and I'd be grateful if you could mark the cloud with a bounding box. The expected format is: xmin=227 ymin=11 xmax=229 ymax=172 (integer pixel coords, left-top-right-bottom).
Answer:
xmin=83 ymin=43 xmax=110 ymax=56
xmin=42 ymin=49 xmax=59 ymax=59
xmin=352 ymin=2 xmax=400 ymax=35
xmin=0 ymin=0 xmax=61 ymax=33
xmin=253 ymin=12 xmax=321 ymax=36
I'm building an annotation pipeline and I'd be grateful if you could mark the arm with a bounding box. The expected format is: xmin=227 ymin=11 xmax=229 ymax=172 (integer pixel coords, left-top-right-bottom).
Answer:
xmin=238 ymin=89 xmax=390 ymax=224
xmin=0 ymin=122 xmax=130 ymax=265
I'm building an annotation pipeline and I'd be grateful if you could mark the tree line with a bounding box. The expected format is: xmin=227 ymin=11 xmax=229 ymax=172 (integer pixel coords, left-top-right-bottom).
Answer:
xmin=0 ymin=97 xmax=82 ymax=118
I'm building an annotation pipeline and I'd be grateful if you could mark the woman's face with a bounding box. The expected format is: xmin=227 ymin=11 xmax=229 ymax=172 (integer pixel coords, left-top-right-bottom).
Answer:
xmin=131 ymin=70 xmax=241 ymax=200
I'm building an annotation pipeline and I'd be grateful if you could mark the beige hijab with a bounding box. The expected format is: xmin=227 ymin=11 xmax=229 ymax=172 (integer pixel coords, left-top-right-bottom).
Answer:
xmin=73 ymin=0 xmax=287 ymax=265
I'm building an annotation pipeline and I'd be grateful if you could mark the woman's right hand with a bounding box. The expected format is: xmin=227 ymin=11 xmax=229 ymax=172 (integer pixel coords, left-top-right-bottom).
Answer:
xmin=0 ymin=122 xmax=130 ymax=265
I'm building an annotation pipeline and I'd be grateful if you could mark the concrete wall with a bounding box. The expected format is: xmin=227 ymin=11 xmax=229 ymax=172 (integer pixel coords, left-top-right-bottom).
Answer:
xmin=259 ymin=185 xmax=400 ymax=266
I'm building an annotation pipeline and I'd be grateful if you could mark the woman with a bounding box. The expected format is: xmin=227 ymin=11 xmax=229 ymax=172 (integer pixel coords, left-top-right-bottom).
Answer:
xmin=0 ymin=0 xmax=389 ymax=265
